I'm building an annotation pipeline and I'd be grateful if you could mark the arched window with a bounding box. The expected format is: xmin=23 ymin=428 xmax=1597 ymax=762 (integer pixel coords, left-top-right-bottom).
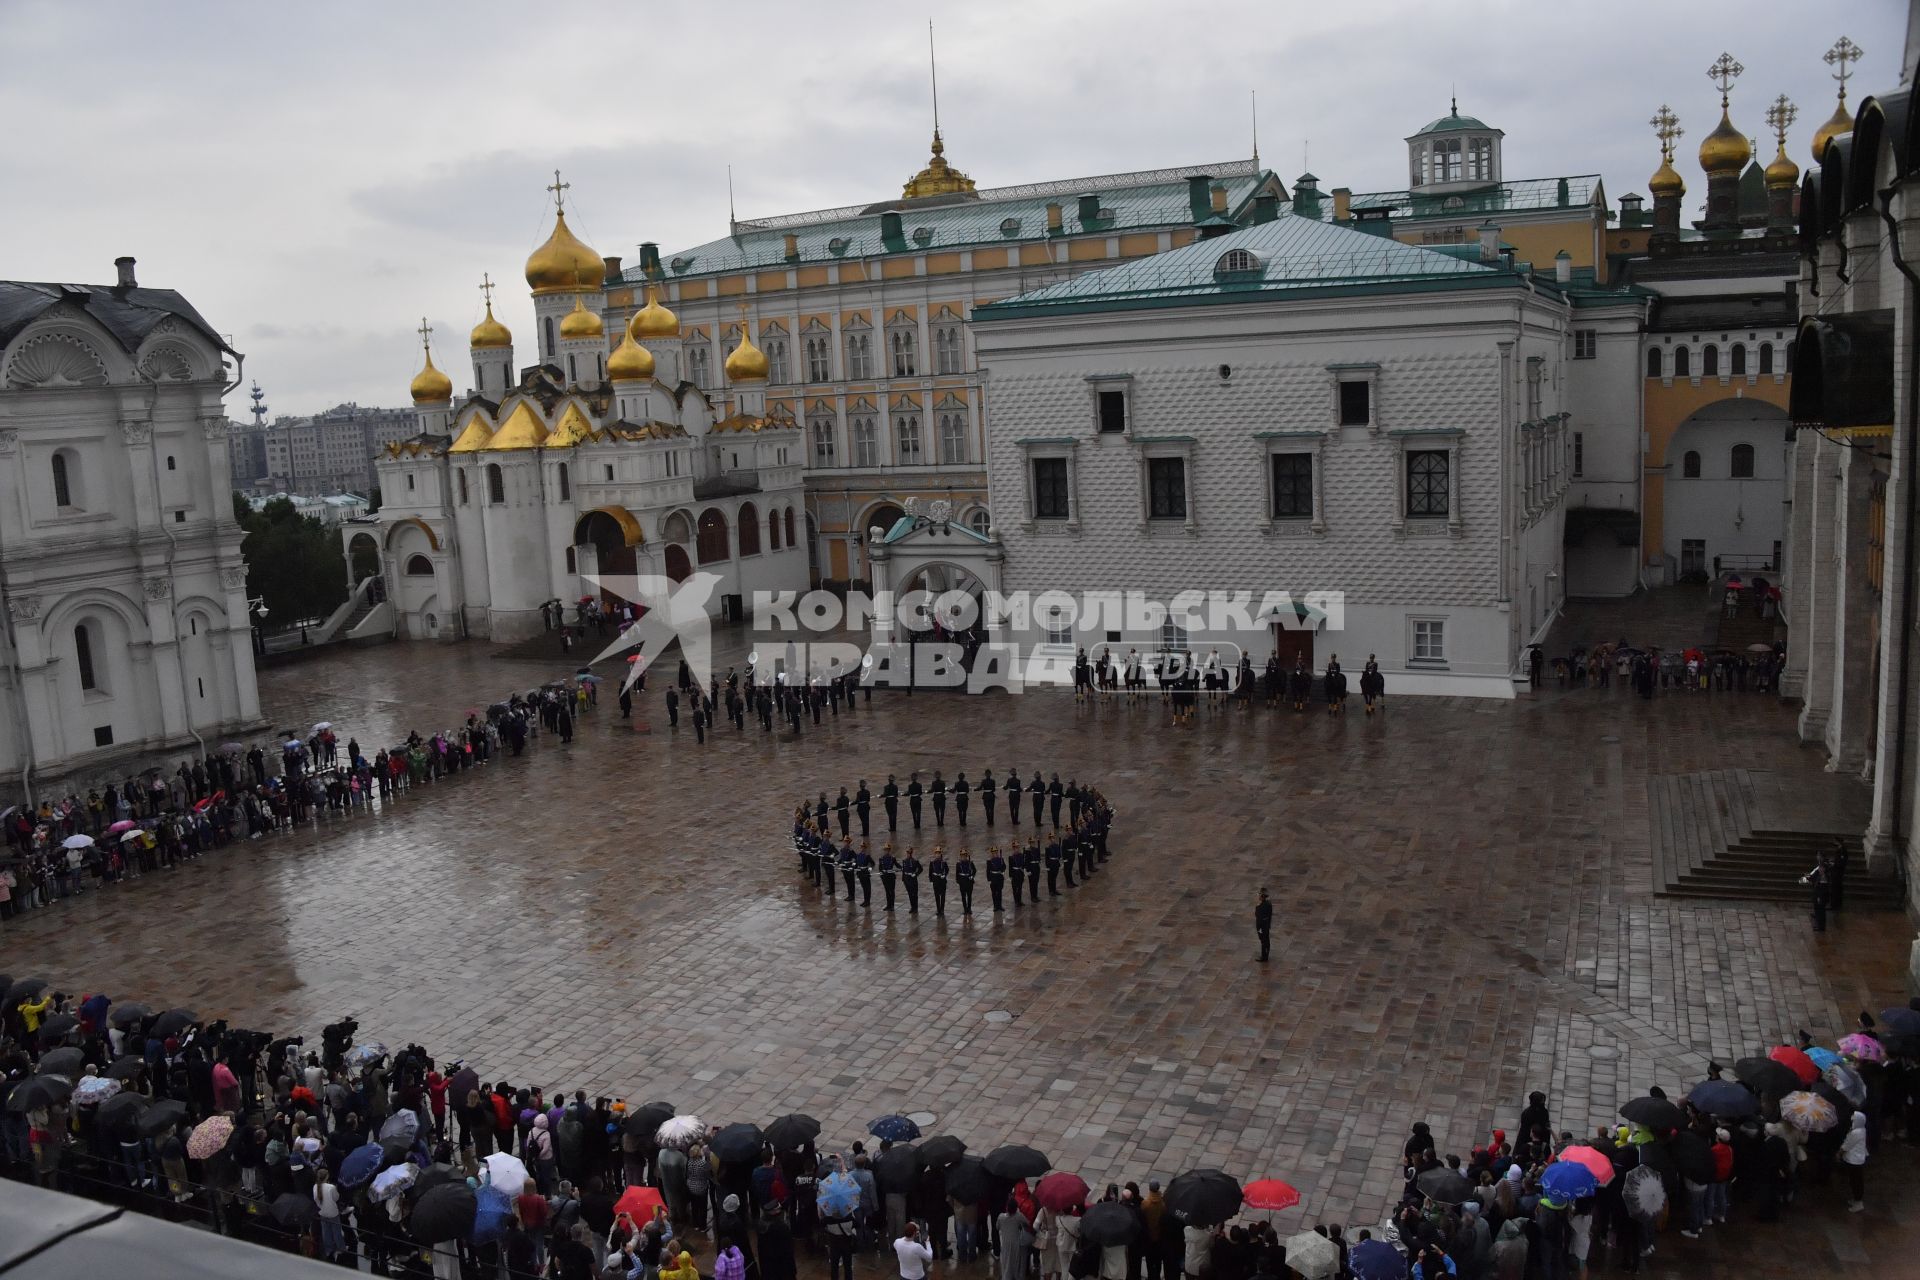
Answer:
xmin=543 ymin=316 xmax=555 ymax=357
xmin=1682 ymin=450 xmax=1701 ymax=478
xmin=696 ymin=508 xmax=730 ymax=564
xmin=567 ymin=353 xmax=578 ymax=384
xmin=1214 ymin=248 xmax=1260 ymax=275
xmin=1730 ymin=344 xmax=1747 ymax=375
xmin=565 ymin=547 xmax=577 ymax=573
xmin=74 ymin=623 xmax=97 ymax=691
xmin=1784 ymin=340 xmax=1794 ymax=372
xmin=457 ymin=470 xmax=468 ymax=504
xmin=52 ymin=452 xmax=73 ymax=507
xmin=768 ymin=508 xmax=781 ymax=551
xmin=785 ymin=506 xmax=796 ymax=548
xmin=557 ymin=462 xmax=570 ymax=502
xmin=1673 ymin=345 xmax=1691 ymax=377
xmin=487 ymin=464 xmax=505 ymax=504
xmin=1759 ymin=343 xmax=1775 ymax=374
xmin=1730 ymin=444 xmax=1755 ymax=478
xmin=405 ymin=554 xmax=434 ymax=576
xmin=1702 ymin=344 xmax=1719 ymax=376
xmin=1645 ymin=347 xmax=1662 ymax=378
xmin=968 ymin=507 xmax=991 ymax=536
xmin=738 ymin=502 xmax=761 ymax=555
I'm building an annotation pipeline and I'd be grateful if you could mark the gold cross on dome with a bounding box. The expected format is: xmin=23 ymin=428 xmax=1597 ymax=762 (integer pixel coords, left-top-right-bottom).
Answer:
xmin=1826 ymin=36 xmax=1863 ymax=104
xmin=479 ymin=273 xmax=495 ymax=308
xmin=1650 ymin=105 xmax=1682 ymax=160
xmin=546 ymin=169 xmax=570 ymax=213
xmin=1766 ymin=95 xmax=1799 ymax=149
xmin=416 ymin=317 xmax=433 ymax=350
xmin=1707 ymin=52 xmax=1744 ymax=106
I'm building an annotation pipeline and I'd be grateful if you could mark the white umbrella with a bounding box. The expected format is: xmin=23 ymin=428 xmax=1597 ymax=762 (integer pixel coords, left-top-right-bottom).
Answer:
xmin=483 ymin=1151 xmax=530 ymax=1197
xmin=313 ymin=721 xmax=333 ymax=732
xmin=371 ymin=1163 xmax=417 ymax=1202
xmin=282 ymin=739 xmax=303 ymax=750
xmin=346 ymin=1043 xmax=388 ymax=1072
xmin=1281 ymin=1231 xmax=1341 ymax=1280
xmin=119 ymin=829 xmax=143 ymax=842
xmin=1824 ymin=1062 xmax=1867 ymax=1106
xmin=61 ymin=834 xmax=95 ymax=849
xmin=656 ymin=1115 xmax=707 ymax=1149
xmin=72 ymin=1076 xmax=122 ymax=1105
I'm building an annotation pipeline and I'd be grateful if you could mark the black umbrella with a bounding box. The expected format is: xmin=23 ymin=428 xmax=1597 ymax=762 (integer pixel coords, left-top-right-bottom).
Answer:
xmin=409 ymin=1164 xmax=463 ymax=1203
xmin=1080 ymin=1201 xmax=1141 ymax=1247
xmin=1415 ymin=1168 xmax=1474 ymax=1206
xmin=1686 ymin=1079 xmax=1758 ymax=1118
xmin=6 ymin=1075 xmax=72 ymax=1112
xmin=944 ymin=1155 xmax=995 ymax=1204
xmin=711 ymin=1121 xmax=767 ymax=1164
xmin=1879 ymin=1006 xmax=1920 ymax=1037
xmin=149 ymin=1009 xmax=197 ymax=1039
xmin=379 ymin=1135 xmax=414 ymax=1169
xmin=1666 ymin=1131 xmax=1715 ymax=1183
xmin=36 ymin=1013 xmax=79 ymax=1044
xmin=875 ymin=1143 xmax=925 ymax=1188
xmin=108 ymin=1003 xmax=153 ymax=1029
xmin=1165 ymin=1169 xmax=1245 ymax=1226
xmin=411 ymin=1183 xmax=478 ymax=1244
xmin=1618 ymin=1096 xmax=1684 ymax=1131
xmin=269 ymin=1191 xmax=318 ymax=1229
xmin=765 ymin=1113 xmax=822 ymax=1152
xmin=919 ymin=1134 xmax=968 ymax=1168
xmin=447 ymin=1066 xmax=479 ymax=1100
xmin=1882 ymin=1032 xmax=1920 ymax=1060
xmin=624 ymin=1100 xmax=675 ymax=1138
xmin=104 ymin=1057 xmax=149 ymax=1082
xmin=138 ymin=1098 xmax=189 ymax=1136
xmin=98 ymin=1091 xmax=148 ymax=1139
xmin=36 ymin=1047 xmax=84 ymax=1077
xmin=4 ymin=976 xmax=48 ymax=1005
xmin=1734 ymin=1057 xmax=1802 ymax=1097
xmin=983 ymin=1144 xmax=1050 ymax=1180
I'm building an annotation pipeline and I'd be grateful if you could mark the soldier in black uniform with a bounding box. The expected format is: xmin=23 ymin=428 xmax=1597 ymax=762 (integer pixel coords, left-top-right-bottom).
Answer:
xmin=1066 ymin=781 xmax=1083 ymax=829
xmin=835 ymin=787 xmax=852 ymax=839
xmin=692 ymin=699 xmax=707 ymax=743
xmin=878 ymin=846 xmax=898 ymax=910
xmin=882 ymin=775 xmax=900 ymax=832
xmin=855 ymin=781 xmax=872 ymax=837
xmin=928 ymin=847 xmax=948 ymax=916
xmin=1008 ymin=845 xmax=1025 ymax=906
xmin=1024 ymin=836 xmax=1041 ymax=902
xmin=855 ymin=842 xmax=874 ymax=906
xmin=954 ymin=772 xmax=970 ymax=826
xmin=666 ymin=686 xmax=680 ymax=727
xmin=1048 ymin=774 xmax=1064 ymax=828
xmin=907 ymin=773 xmax=925 ymax=830
xmin=815 ymin=793 xmax=830 ymax=830
xmin=1254 ymin=889 xmax=1273 ymax=962
xmin=985 ymin=847 xmax=1006 ymax=912
xmin=1077 ymin=820 xmax=1096 ymax=879
xmin=931 ymin=771 xmax=948 ymax=827
xmin=1005 ymin=769 xmax=1023 ymax=825
xmin=1062 ymin=827 xmax=1078 ymax=888
xmin=980 ymin=769 xmax=997 ymax=825
xmin=901 ymin=848 xmax=921 ymax=914
xmin=1044 ymin=835 xmax=1062 ymax=897
xmin=1028 ymin=771 xmax=1046 ymax=825
xmin=955 ymin=850 xmax=976 ymax=915
xmin=838 ymin=839 xmax=857 ymax=902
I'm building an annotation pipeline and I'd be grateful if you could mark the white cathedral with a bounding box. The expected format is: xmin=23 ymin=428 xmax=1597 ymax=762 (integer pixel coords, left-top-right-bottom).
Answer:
xmin=360 ymin=191 xmax=809 ymax=642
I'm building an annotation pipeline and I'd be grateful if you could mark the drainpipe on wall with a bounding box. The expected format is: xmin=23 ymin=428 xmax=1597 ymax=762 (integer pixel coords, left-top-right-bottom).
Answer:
xmin=1876 ymin=185 xmax=1919 ymax=879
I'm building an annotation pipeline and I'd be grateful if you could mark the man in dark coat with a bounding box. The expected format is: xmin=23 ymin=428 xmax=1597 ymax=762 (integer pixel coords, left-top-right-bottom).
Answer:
xmin=758 ymin=1204 xmax=798 ymax=1280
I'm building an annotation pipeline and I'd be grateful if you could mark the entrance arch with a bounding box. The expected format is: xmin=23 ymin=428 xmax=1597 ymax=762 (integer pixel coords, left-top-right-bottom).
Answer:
xmin=858 ymin=502 xmax=905 ymax=583
xmin=575 ymin=507 xmax=642 ymax=594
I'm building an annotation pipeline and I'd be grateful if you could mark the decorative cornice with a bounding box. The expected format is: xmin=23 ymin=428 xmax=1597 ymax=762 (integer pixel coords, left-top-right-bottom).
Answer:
xmin=120 ymin=419 xmax=153 ymax=446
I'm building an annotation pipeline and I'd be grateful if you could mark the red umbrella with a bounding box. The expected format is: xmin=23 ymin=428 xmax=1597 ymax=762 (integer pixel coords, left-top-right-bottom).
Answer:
xmin=1241 ymin=1179 xmax=1301 ymax=1212
xmin=1034 ymin=1171 xmax=1090 ymax=1212
xmin=1769 ymin=1045 xmax=1819 ymax=1085
xmin=1552 ymin=1145 xmax=1617 ymax=1186
xmin=613 ymin=1185 xmax=666 ymax=1221
xmin=193 ymin=789 xmax=226 ymax=813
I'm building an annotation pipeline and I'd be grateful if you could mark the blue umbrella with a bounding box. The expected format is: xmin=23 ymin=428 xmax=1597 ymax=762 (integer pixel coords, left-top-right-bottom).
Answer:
xmin=817 ymin=1171 xmax=860 ymax=1217
xmin=1347 ymin=1238 xmax=1402 ymax=1280
xmin=339 ymin=1142 xmax=384 ymax=1189
xmin=1687 ymin=1079 xmax=1759 ymax=1119
xmin=1806 ymin=1047 xmax=1842 ymax=1071
xmin=868 ymin=1114 xmax=921 ymax=1142
xmin=1541 ymin=1161 xmax=1598 ymax=1203
xmin=470 ymin=1184 xmax=514 ymax=1245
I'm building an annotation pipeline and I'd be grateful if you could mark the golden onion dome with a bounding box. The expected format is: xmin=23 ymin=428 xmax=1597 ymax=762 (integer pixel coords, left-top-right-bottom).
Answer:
xmin=607 ymin=331 xmax=656 ymax=382
xmin=1649 ymin=155 xmax=1685 ymax=197
xmin=1811 ymin=99 xmax=1854 ymax=164
xmin=630 ymin=284 xmax=679 ymax=339
xmin=724 ymin=326 xmax=769 ymax=382
xmin=1764 ymin=144 xmax=1801 ymax=189
xmin=559 ymin=296 xmax=605 ymax=340
xmin=469 ymin=302 xmax=512 ymax=350
xmin=524 ymin=209 xmax=602 ymax=296
xmin=410 ymin=348 xmax=453 ymax=403
xmin=1698 ymin=109 xmax=1752 ymax=176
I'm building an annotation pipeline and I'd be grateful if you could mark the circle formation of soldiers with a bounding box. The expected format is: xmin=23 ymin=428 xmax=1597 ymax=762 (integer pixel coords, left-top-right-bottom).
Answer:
xmin=792 ymin=770 xmax=1115 ymax=918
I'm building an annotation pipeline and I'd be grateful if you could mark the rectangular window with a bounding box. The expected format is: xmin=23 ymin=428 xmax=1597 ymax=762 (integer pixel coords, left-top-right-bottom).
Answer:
xmin=1032 ymin=457 xmax=1070 ymax=520
xmin=1044 ymin=607 xmax=1073 ymax=646
xmin=1098 ymin=390 xmax=1127 ymax=433
xmin=1337 ymin=380 xmax=1370 ymax=427
xmin=811 ymin=421 xmax=836 ymax=466
xmin=1572 ymin=432 xmax=1584 ymax=477
xmin=1681 ymin=539 xmax=1706 ymax=577
xmin=1147 ymin=456 xmax=1186 ymax=520
xmin=94 ymin=725 xmax=113 ymax=747
xmin=1269 ymin=453 xmax=1313 ymax=519
xmin=1573 ymin=329 xmax=1597 ymax=359
xmin=767 ymin=339 xmax=789 ymax=384
xmin=852 ymin=419 xmax=878 ymax=468
xmin=934 ymin=326 xmax=963 ymax=375
xmin=1412 ymin=619 xmax=1445 ymax=663
xmin=1406 ymin=449 xmax=1450 ymax=518
xmin=1159 ymin=618 xmax=1189 ymax=652
xmin=894 ymin=416 xmax=922 ymax=465
xmin=938 ymin=414 xmax=968 ymax=465
xmin=890 ymin=330 xmax=917 ymax=378
xmin=458 ymin=471 xmax=469 ymax=504
xmin=846 ymin=334 xmax=872 ymax=380
xmin=806 ymin=338 xmax=832 ymax=382
xmin=406 ymin=474 xmax=416 ymax=491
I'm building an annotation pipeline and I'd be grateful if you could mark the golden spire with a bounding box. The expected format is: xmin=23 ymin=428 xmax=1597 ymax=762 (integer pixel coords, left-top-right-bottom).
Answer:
xmin=630 ymin=283 xmax=679 ymax=339
xmin=1764 ymin=95 xmax=1801 ymax=188
xmin=1812 ymin=35 xmax=1864 ymax=163
xmin=409 ymin=317 xmax=452 ymax=404
xmin=525 ymin=170 xmax=603 ymax=295
xmin=1698 ymin=52 xmax=1751 ymax=176
xmin=903 ymin=20 xmax=977 ymax=199
xmin=469 ymin=273 xmax=512 ymax=349
xmin=1649 ymin=105 xmax=1685 ymax=196
xmin=559 ymin=295 xmax=605 ymax=340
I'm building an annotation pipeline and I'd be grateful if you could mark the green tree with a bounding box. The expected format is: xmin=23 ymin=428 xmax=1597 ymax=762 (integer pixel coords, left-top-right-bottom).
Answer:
xmin=233 ymin=492 xmax=349 ymax=626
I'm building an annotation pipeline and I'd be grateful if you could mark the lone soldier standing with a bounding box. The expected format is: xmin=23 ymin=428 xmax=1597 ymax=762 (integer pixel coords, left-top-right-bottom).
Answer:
xmin=1255 ymin=889 xmax=1273 ymax=962
xmin=879 ymin=845 xmax=899 ymax=910
xmin=901 ymin=847 xmax=922 ymax=915
xmin=1028 ymin=771 xmax=1046 ymax=825
xmin=1008 ymin=845 xmax=1025 ymax=907
xmin=931 ymin=771 xmax=948 ymax=827
xmin=955 ymin=849 xmax=977 ymax=916
xmin=980 ymin=769 xmax=997 ymax=825
xmin=928 ymin=847 xmax=948 ymax=916
xmin=1005 ymin=769 xmax=1023 ymax=826
xmin=835 ymin=787 xmax=852 ymax=839
xmin=692 ymin=699 xmax=707 ymax=744
xmin=883 ymin=775 xmax=900 ymax=833
xmin=954 ymin=772 xmax=970 ymax=827
xmin=856 ymin=780 xmax=872 ymax=838
xmin=1048 ymin=774 xmax=1064 ymax=828
xmin=986 ymin=847 xmax=1007 ymax=913
xmin=666 ymin=686 xmax=680 ymax=728
xmin=1802 ymin=855 xmax=1832 ymax=933
xmin=907 ymin=773 xmax=925 ymax=830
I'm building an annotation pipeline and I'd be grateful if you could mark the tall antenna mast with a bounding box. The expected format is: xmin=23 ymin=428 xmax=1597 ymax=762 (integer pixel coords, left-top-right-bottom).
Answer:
xmin=929 ymin=19 xmax=941 ymax=137
xmin=1250 ymin=89 xmax=1259 ymax=166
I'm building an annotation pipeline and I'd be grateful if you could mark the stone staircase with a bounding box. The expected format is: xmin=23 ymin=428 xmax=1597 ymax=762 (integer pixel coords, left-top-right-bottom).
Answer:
xmin=1649 ymin=768 xmax=1904 ymax=906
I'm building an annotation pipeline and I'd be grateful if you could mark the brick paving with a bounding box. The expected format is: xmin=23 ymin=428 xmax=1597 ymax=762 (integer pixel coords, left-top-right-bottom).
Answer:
xmin=1 ymin=631 xmax=1915 ymax=1278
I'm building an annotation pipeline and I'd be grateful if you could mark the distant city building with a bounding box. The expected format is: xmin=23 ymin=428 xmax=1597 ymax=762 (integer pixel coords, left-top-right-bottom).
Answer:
xmin=231 ymin=399 xmax=413 ymax=495
xmin=247 ymin=491 xmax=372 ymax=526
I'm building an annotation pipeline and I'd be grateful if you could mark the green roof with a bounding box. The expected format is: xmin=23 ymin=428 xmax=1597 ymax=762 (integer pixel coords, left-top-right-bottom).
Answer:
xmin=643 ymin=160 xmax=1277 ymax=282
xmin=1413 ymin=112 xmax=1496 ymax=135
xmin=974 ymin=216 xmax=1501 ymax=317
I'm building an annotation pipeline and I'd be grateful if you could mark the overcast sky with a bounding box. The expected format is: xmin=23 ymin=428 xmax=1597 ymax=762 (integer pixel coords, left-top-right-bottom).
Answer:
xmin=1 ymin=0 xmax=1905 ymax=417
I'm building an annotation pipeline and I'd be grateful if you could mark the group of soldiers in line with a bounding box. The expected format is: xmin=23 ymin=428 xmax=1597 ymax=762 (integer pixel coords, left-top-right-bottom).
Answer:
xmin=789 ymin=770 xmax=1115 ymax=916
xmin=661 ymin=659 xmax=867 ymax=743
xmin=1074 ymin=648 xmax=1388 ymax=716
